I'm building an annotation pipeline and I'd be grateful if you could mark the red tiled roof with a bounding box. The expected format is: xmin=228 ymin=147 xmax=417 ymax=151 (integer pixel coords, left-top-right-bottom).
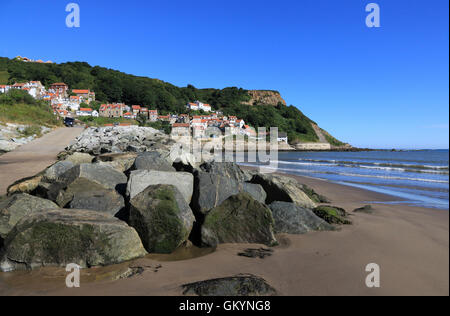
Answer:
xmin=72 ymin=89 xmax=90 ymax=94
xmin=172 ymin=123 xmax=190 ymax=128
xmin=80 ymin=108 xmax=93 ymax=112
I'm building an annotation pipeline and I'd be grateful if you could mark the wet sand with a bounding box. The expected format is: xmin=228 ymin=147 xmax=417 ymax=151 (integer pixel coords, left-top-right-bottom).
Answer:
xmin=0 ymin=170 xmax=448 ymax=296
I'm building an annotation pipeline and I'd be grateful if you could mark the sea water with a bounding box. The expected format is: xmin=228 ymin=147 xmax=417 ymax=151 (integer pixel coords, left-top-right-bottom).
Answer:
xmin=238 ymin=149 xmax=449 ymax=210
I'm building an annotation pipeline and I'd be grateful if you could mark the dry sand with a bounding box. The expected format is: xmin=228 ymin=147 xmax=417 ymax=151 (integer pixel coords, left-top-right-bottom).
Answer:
xmin=0 ymin=127 xmax=84 ymax=195
xmin=0 ymin=170 xmax=448 ymax=296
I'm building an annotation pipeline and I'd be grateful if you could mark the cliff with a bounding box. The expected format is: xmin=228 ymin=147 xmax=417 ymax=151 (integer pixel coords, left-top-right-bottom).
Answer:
xmin=242 ymin=90 xmax=287 ymax=106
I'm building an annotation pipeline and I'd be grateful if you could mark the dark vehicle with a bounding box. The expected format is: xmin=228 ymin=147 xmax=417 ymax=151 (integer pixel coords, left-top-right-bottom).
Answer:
xmin=64 ymin=117 xmax=75 ymax=127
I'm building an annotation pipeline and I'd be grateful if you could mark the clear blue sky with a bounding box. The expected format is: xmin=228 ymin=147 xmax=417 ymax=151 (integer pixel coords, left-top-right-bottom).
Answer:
xmin=0 ymin=0 xmax=448 ymax=149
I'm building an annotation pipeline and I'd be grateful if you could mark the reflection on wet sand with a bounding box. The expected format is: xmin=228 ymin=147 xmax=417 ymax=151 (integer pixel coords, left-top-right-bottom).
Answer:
xmin=0 ymin=245 xmax=215 ymax=294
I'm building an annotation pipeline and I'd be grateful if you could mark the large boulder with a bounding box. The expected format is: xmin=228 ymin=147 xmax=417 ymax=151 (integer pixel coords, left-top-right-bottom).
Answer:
xmin=58 ymin=163 xmax=127 ymax=192
xmin=0 ymin=194 xmax=58 ymax=239
xmin=129 ymin=184 xmax=195 ymax=254
xmin=43 ymin=161 xmax=74 ymax=182
xmin=44 ymin=164 xmax=127 ymax=208
xmin=250 ymin=174 xmax=317 ymax=209
xmin=0 ymin=209 xmax=147 ymax=272
xmin=133 ymin=151 xmax=175 ymax=172
xmin=194 ymin=171 xmax=267 ymax=215
xmin=201 ymin=193 xmax=277 ymax=247
xmin=268 ymin=202 xmax=334 ymax=234
xmin=127 ymin=170 xmax=194 ymax=203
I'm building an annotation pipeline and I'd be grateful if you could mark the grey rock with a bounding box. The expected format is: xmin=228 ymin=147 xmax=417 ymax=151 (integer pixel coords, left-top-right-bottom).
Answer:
xmin=133 ymin=151 xmax=175 ymax=172
xmin=43 ymin=161 xmax=74 ymax=182
xmin=269 ymin=201 xmax=334 ymax=234
xmin=250 ymin=174 xmax=317 ymax=209
xmin=199 ymin=161 xmax=248 ymax=182
xmin=69 ymin=189 xmax=125 ymax=217
xmin=129 ymin=184 xmax=195 ymax=254
xmin=182 ymin=274 xmax=277 ymax=296
xmin=194 ymin=171 xmax=266 ymax=214
xmin=0 ymin=194 xmax=58 ymax=239
xmin=0 ymin=209 xmax=147 ymax=272
xmin=201 ymin=193 xmax=277 ymax=247
xmin=59 ymin=163 xmax=127 ymax=192
xmin=64 ymin=152 xmax=94 ymax=165
xmin=127 ymin=170 xmax=194 ymax=203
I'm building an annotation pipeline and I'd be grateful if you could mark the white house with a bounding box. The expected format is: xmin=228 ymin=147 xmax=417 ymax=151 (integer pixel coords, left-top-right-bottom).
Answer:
xmin=0 ymin=85 xmax=11 ymax=94
xmin=76 ymin=108 xmax=94 ymax=117
xmin=186 ymin=101 xmax=212 ymax=112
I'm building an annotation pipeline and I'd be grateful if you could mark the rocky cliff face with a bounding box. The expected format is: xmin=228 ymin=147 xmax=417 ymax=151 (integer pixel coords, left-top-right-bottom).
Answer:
xmin=243 ymin=90 xmax=287 ymax=106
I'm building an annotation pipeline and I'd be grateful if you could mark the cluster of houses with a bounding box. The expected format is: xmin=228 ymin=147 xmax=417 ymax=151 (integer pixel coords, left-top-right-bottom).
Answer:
xmin=0 ymin=80 xmax=288 ymax=142
xmin=0 ymin=81 xmax=97 ymax=117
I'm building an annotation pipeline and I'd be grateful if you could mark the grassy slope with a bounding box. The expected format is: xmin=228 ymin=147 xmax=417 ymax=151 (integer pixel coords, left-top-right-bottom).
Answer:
xmin=0 ymin=102 xmax=61 ymax=127
xmin=0 ymin=71 xmax=8 ymax=84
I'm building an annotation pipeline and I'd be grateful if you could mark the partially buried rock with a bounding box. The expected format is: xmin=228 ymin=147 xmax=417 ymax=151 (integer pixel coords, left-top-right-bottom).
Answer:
xmin=0 ymin=194 xmax=58 ymax=239
xmin=269 ymin=201 xmax=335 ymax=234
xmin=353 ymin=205 xmax=374 ymax=214
xmin=129 ymin=184 xmax=195 ymax=254
xmin=313 ymin=205 xmax=352 ymax=225
xmin=182 ymin=274 xmax=277 ymax=296
xmin=238 ymin=248 xmax=273 ymax=259
xmin=201 ymin=193 xmax=277 ymax=247
xmin=0 ymin=209 xmax=147 ymax=272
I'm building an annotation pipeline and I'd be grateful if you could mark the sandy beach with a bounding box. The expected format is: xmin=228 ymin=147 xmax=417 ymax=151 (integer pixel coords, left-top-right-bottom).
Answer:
xmin=0 ymin=168 xmax=447 ymax=296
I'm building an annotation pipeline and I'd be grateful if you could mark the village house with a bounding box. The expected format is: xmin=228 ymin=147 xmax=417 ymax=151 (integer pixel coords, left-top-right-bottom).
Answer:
xmin=0 ymin=85 xmax=11 ymax=94
xmin=186 ymin=101 xmax=212 ymax=112
xmin=123 ymin=112 xmax=133 ymax=119
xmin=76 ymin=108 xmax=92 ymax=116
xmin=49 ymin=83 xmax=69 ymax=98
xmin=99 ymin=103 xmax=125 ymax=118
xmin=132 ymin=105 xmax=141 ymax=118
xmin=149 ymin=110 xmax=158 ymax=122
xmin=72 ymin=89 xmax=96 ymax=104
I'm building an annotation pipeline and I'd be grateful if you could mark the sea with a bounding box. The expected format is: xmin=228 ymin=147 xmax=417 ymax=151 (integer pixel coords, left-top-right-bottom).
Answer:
xmin=237 ymin=149 xmax=449 ymax=210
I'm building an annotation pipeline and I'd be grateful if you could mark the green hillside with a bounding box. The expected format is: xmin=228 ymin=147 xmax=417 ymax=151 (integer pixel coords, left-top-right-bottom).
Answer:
xmin=0 ymin=71 xmax=8 ymax=84
xmin=0 ymin=56 xmax=344 ymax=144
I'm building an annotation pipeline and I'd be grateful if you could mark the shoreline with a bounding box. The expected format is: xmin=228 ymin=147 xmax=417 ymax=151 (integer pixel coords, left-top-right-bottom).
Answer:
xmin=1 ymin=165 xmax=448 ymax=296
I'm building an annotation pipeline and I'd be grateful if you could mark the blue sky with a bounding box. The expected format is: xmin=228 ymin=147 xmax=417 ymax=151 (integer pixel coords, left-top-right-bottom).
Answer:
xmin=0 ymin=0 xmax=448 ymax=149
